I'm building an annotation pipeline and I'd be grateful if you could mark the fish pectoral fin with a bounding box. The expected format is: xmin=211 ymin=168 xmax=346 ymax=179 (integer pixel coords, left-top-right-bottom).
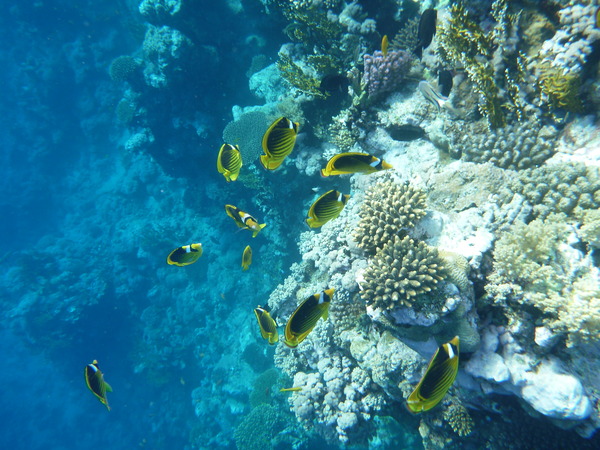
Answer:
xmin=104 ymin=382 xmax=113 ymax=392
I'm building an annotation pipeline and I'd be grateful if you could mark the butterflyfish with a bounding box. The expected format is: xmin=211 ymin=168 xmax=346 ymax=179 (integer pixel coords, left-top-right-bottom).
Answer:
xmin=167 ymin=243 xmax=203 ymax=266
xmin=84 ymin=360 xmax=112 ymax=411
xmin=254 ymin=306 xmax=279 ymax=344
xmin=260 ymin=117 xmax=299 ymax=170
xmin=381 ymin=34 xmax=389 ymax=56
xmin=217 ymin=143 xmax=243 ymax=182
xmin=225 ymin=204 xmax=266 ymax=238
xmin=414 ymin=8 xmax=437 ymax=58
xmin=407 ymin=336 xmax=460 ymax=413
xmin=280 ymin=387 xmax=303 ymax=392
xmin=321 ymin=152 xmax=392 ymax=177
xmin=319 ymin=74 xmax=350 ymax=95
xmin=284 ymin=288 xmax=334 ymax=348
xmin=242 ymin=245 xmax=252 ymax=271
xmin=306 ymin=190 xmax=350 ymax=228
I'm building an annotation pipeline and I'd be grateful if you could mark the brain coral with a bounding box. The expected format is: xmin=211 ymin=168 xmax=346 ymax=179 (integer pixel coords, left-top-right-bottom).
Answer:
xmin=354 ymin=180 xmax=427 ymax=255
xmin=360 ymin=236 xmax=446 ymax=310
xmin=223 ymin=110 xmax=271 ymax=164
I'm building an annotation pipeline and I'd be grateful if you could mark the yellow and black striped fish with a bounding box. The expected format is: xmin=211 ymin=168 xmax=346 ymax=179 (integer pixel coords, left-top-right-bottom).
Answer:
xmin=407 ymin=336 xmax=460 ymax=413
xmin=284 ymin=288 xmax=334 ymax=348
xmin=321 ymin=152 xmax=393 ymax=177
xmin=217 ymin=143 xmax=243 ymax=182
xmin=167 ymin=243 xmax=203 ymax=266
xmin=260 ymin=117 xmax=300 ymax=170
xmin=306 ymin=190 xmax=350 ymax=228
xmin=254 ymin=306 xmax=278 ymax=344
xmin=225 ymin=205 xmax=266 ymax=238
xmin=242 ymin=245 xmax=252 ymax=271
xmin=84 ymin=360 xmax=112 ymax=411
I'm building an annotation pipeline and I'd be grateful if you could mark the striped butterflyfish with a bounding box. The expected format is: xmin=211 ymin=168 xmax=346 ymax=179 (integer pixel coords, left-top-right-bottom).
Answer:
xmin=254 ymin=306 xmax=278 ymax=344
xmin=407 ymin=336 xmax=460 ymax=413
xmin=167 ymin=243 xmax=203 ymax=266
xmin=306 ymin=190 xmax=350 ymax=228
xmin=284 ymin=288 xmax=334 ymax=348
xmin=225 ymin=204 xmax=266 ymax=238
xmin=321 ymin=152 xmax=393 ymax=177
xmin=217 ymin=143 xmax=243 ymax=182
xmin=84 ymin=360 xmax=112 ymax=411
xmin=260 ymin=117 xmax=299 ymax=170
xmin=242 ymin=245 xmax=252 ymax=271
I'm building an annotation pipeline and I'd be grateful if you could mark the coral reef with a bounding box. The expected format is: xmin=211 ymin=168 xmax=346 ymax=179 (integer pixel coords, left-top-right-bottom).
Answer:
xmin=354 ymin=179 xmax=427 ymax=255
xmin=487 ymin=216 xmax=600 ymax=347
xmin=443 ymin=403 xmax=474 ymax=437
xmin=509 ymin=162 xmax=600 ymax=219
xmin=362 ymin=50 xmax=413 ymax=100
xmin=142 ymin=25 xmax=193 ymax=88
xmin=222 ymin=110 xmax=271 ymax=164
xmin=360 ymin=236 xmax=446 ymax=311
xmin=109 ymin=55 xmax=140 ymax=82
xmin=233 ymin=404 xmax=285 ymax=450
xmin=451 ymin=117 xmax=558 ymax=170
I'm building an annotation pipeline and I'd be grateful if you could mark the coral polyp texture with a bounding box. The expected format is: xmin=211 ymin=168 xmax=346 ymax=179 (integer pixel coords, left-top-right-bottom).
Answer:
xmin=222 ymin=110 xmax=271 ymax=164
xmin=360 ymin=236 xmax=446 ymax=311
xmin=451 ymin=118 xmax=558 ymax=170
xmin=354 ymin=180 xmax=427 ymax=255
xmin=362 ymin=50 xmax=413 ymax=99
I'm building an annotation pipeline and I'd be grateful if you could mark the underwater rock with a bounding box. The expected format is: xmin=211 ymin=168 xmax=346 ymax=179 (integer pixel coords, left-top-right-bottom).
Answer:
xmin=521 ymin=359 xmax=592 ymax=421
xmin=465 ymin=351 xmax=510 ymax=384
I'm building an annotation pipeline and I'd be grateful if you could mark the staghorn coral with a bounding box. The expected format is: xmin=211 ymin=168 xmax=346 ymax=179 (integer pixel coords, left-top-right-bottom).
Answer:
xmin=452 ymin=118 xmax=558 ymax=170
xmin=360 ymin=236 xmax=446 ymax=311
xmin=222 ymin=110 xmax=271 ymax=164
xmin=361 ymin=50 xmax=413 ymax=100
xmin=443 ymin=403 xmax=474 ymax=437
xmin=354 ymin=180 xmax=427 ymax=255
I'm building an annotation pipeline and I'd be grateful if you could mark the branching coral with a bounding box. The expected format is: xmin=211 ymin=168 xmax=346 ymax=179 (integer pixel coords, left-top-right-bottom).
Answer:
xmin=488 ymin=216 xmax=600 ymax=347
xmin=361 ymin=50 xmax=413 ymax=100
xmin=360 ymin=236 xmax=446 ymax=311
xmin=354 ymin=180 xmax=427 ymax=255
xmin=443 ymin=403 xmax=474 ymax=437
xmin=537 ymin=62 xmax=582 ymax=113
xmin=277 ymin=53 xmax=327 ymax=98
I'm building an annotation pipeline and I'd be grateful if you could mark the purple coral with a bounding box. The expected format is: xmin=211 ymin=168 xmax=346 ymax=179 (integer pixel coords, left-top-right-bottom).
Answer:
xmin=362 ymin=50 xmax=413 ymax=98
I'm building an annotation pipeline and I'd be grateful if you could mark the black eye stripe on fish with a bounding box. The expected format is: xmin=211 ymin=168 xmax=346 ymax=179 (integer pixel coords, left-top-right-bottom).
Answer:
xmin=407 ymin=336 xmax=459 ymax=413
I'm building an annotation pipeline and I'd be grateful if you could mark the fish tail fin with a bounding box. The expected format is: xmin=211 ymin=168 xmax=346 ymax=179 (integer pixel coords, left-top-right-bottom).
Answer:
xmin=320 ymin=169 xmax=329 ymax=177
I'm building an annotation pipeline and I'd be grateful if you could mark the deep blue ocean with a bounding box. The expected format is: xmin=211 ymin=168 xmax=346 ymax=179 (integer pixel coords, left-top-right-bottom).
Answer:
xmin=2 ymin=1 xmax=600 ymax=450
xmin=0 ymin=1 xmax=295 ymax=449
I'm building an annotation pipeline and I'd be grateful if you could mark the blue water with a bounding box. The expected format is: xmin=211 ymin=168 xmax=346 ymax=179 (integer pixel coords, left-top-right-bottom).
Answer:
xmin=2 ymin=1 xmax=600 ymax=450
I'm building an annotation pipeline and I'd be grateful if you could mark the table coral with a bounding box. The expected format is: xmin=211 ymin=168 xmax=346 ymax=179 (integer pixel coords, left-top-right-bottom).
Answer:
xmin=360 ymin=236 xmax=446 ymax=311
xmin=354 ymin=179 xmax=427 ymax=255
